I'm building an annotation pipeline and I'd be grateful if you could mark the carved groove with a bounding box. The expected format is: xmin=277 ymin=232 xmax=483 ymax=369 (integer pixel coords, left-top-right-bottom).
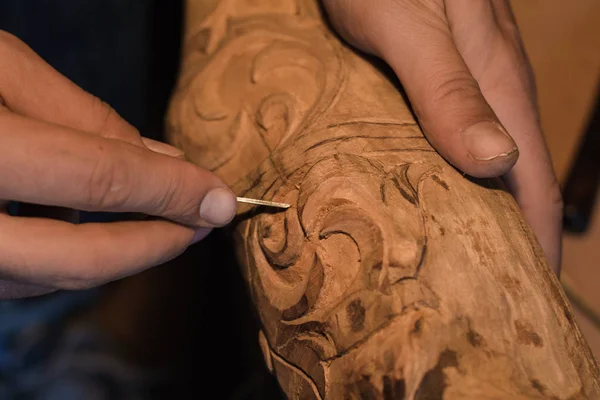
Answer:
xmin=167 ymin=0 xmax=600 ymax=398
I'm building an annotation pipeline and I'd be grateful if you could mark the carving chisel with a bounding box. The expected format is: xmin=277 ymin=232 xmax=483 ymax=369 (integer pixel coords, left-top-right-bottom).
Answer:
xmin=236 ymin=197 xmax=291 ymax=209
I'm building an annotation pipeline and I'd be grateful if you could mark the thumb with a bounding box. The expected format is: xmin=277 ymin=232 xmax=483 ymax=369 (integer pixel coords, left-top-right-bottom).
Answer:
xmin=0 ymin=113 xmax=238 ymax=228
xmin=331 ymin=2 xmax=520 ymax=178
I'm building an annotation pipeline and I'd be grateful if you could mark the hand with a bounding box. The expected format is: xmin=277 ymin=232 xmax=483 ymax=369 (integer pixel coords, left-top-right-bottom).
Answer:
xmin=323 ymin=0 xmax=563 ymax=274
xmin=0 ymin=31 xmax=238 ymax=299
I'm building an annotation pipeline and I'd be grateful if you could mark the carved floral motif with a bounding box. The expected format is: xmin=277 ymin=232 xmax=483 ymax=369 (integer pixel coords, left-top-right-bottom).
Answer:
xmin=167 ymin=0 xmax=600 ymax=398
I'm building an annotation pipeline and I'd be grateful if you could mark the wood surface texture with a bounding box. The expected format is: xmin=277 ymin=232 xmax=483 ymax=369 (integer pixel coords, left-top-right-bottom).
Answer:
xmin=166 ymin=0 xmax=600 ymax=398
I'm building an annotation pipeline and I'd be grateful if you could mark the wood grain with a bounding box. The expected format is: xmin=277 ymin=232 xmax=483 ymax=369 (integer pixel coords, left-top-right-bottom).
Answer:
xmin=167 ymin=0 xmax=600 ymax=398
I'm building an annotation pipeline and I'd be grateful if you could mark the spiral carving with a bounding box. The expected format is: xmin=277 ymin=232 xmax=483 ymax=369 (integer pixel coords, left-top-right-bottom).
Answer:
xmin=243 ymin=153 xmax=443 ymax=397
xmin=167 ymin=2 xmax=345 ymax=186
xmin=167 ymin=0 xmax=600 ymax=398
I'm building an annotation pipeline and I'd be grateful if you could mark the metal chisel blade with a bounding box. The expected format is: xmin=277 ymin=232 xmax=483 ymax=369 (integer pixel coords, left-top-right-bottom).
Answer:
xmin=236 ymin=197 xmax=291 ymax=209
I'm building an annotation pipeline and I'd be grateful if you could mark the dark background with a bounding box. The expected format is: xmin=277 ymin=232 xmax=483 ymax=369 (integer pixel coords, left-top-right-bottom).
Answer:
xmin=0 ymin=0 xmax=179 ymax=139
xmin=0 ymin=1 xmax=283 ymax=398
xmin=0 ymin=1 xmax=598 ymax=398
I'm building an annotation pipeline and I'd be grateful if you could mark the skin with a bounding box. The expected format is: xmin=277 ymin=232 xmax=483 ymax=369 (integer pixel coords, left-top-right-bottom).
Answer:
xmin=323 ymin=0 xmax=563 ymax=275
xmin=0 ymin=0 xmax=561 ymax=298
xmin=0 ymin=31 xmax=238 ymax=299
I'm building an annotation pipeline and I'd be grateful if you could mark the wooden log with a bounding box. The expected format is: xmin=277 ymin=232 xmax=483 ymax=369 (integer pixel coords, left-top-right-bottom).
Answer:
xmin=166 ymin=0 xmax=600 ymax=398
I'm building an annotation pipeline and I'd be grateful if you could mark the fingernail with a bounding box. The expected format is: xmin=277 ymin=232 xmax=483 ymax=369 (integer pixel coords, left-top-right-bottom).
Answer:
xmin=191 ymin=228 xmax=212 ymax=244
xmin=142 ymin=137 xmax=185 ymax=159
xmin=199 ymin=187 xmax=237 ymax=226
xmin=463 ymin=122 xmax=518 ymax=161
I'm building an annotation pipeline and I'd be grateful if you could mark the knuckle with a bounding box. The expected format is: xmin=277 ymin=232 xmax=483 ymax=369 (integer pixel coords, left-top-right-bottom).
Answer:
xmin=497 ymin=13 xmax=521 ymax=44
xmin=0 ymin=30 xmax=24 ymax=51
xmin=0 ymin=31 xmax=24 ymax=102
xmin=323 ymin=0 xmax=377 ymax=52
xmin=548 ymin=178 xmax=564 ymax=215
xmin=89 ymin=95 xmax=142 ymax=143
xmin=154 ymin=178 xmax=178 ymax=217
xmin=85 ymin=147 xmax=132 ymax=210
xmin=0 ymin=31 xmax=34 ymax=70
xmin=89 ymin=96 xmax=115 ymax=135
xmin=155 ymin=163 xmax=198 ymax=220
xmin=429 ymin=70 xmax=482 ymax=106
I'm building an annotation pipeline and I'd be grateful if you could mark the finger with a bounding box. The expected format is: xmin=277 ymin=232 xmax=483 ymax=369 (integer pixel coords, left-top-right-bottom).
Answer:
xmin=447 ymin=0 xmax=562 ymax=272
xmin=142 ymin=137 xmax=186 ymax=160
xmin=0 ymin=214 xmax=212 ymax=290
xmin=0 ymin=33 xmax=184 ymax=159
xmin=0 ymin=30 xmax=142 ymax=145
xmin=352 ymin=1 xmax=519 ymax=177
xmin=0 ymin=280 xmax=55 ymax=300
xmin=0 ymin=111 xmax=237 ymax=227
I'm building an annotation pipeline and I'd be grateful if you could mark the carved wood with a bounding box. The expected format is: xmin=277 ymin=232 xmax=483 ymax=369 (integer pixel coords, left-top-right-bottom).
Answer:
xmin=166 ymin=0 xmax=600 ymax=398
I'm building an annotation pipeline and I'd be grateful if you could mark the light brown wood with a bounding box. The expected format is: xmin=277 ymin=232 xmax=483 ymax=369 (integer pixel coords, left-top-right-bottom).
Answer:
xmin=510 ymin=0 xmax=600 ymax=184
xmin=166 ymin=0 xmax=600 ymax=398
xmin=508 ymin=0 xmax=600 ymax=361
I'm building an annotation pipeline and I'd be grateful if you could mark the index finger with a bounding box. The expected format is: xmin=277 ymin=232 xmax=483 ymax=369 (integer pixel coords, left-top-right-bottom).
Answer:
xmin=0 ymin=30 xmax=141 ymax=145
xmin=0 ymin=111 xmax=237 ymax=228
